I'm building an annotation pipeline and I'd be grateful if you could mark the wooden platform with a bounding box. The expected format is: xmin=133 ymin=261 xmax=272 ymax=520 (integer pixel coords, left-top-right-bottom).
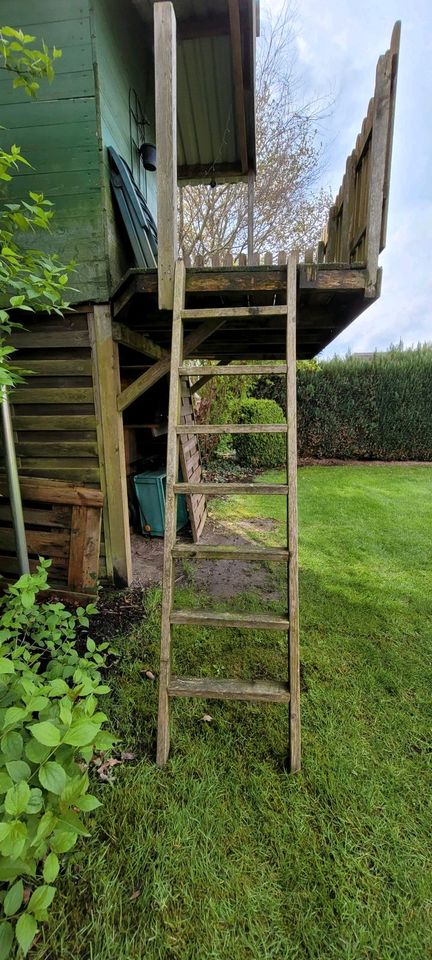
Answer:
xmin=111 ymin=262 xmax=379 ymax=360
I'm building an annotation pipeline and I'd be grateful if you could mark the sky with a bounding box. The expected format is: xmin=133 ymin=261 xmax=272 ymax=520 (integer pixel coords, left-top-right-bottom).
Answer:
xmin=273 ymin=0 xmax=432 ymax=357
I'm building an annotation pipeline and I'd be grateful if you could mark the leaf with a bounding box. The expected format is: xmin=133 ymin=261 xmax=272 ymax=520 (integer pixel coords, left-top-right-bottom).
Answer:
xmin=0 ymin=773 xmax=13 ymax=795
xmin=129 ymin=889 xmax=141 ymax=901
xmin=43 ymin=852 xmax=59 ymax=883
xmin=0 ymin=922 xmax=13 ymax=960
xmin=0 ymin=659 xmax=14 ymax=675
xmin=4 ymin=782 xmax=30 ymax=817
xmin=38 ymin=762 xmax=66 ymax=795
xmin=28 ymin=884 xmax=56 ymax=918
xmin=0 ymin=858 xmax=35 ymax=882
xmin=34 ymin=811 xmax=56 ymax=846
xmin=3 ymin=879 xmax=23 ymax=917
xmin=28 ymin=722 xmax=60 ymax=747
xmin=1 ymin=732 xmax=23 ymax=761
xmin=0 ymin=824 xmax=11 ymax=843
xmin=201 ymin=714 xmax=213 ymax=723
xmin=16 ymin=914 xmax=37 ymax=956
xmin=63 ymin=720 xmax=100 ymax=747
xmin=5 ymin=761 xmax=31 ymax=782
xmin=50 ymin=829 xmax=77 ymax=854
xmin=26 ymin=788 xmax=43 ymax=815
xmin=3 ymin=707 xmax=26 ymax=729
xmin=25 ymin=739 xmax=50 ymax=765
xmin=21 ymin=591 xmax=35 ymax=610
xmin=75 ymin=794 xmax=101 ymax=812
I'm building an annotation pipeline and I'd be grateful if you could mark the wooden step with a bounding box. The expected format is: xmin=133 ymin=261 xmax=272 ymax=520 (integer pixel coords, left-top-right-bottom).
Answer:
xmin=176 ymin=423 xmax=287 ymax=435
xmin=172 ymin=544 xmax=289 ymax=562
xmin=168 ymin=676 xmax=290 ymax=703
xmin=170 ymin=609 xmax=289 ymax=630
xmin=173 ymin=482 xmax=289 ymax=496
xmin=179 ymin=364 xmax=287 ymax=376
xmin=180 ymin=306 xmax=287 ymax=321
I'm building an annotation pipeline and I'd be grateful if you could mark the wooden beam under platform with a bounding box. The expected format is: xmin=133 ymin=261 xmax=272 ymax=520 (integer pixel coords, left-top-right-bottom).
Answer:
xmin=111 ymin=262 xmax=379 ymax=363
xmin=117 ymin=317 xmax=226 ymax=412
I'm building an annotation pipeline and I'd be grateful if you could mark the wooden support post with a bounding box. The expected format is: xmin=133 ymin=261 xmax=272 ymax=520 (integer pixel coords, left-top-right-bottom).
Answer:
xmin=155 ymin=2 xmax=178 ymax=310
xmin=157 ymin=260 xmax=186 ymax=766
xmin=92 ymin=305 xmax=131 ymax=586
xmin=286 ymin=251 xmax=300 ymax=773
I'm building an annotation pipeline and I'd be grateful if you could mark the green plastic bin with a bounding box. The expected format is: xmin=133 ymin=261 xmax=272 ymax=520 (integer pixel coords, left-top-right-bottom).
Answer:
xmin=133 ymin=468 xmax=188 ymax=537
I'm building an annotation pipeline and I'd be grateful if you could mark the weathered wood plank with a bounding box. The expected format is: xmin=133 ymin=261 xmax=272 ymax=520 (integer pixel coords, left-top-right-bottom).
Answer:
xmin=12 ymin=416 xmax=97 ymax=431
xmin=172 ymin=544 xmax=289 ymax=562
xmin=112 ymin=323 xmax=169 ymax=361
xmin=184 ymin=364 xmax=287 ymax=377
xmin=287 ymin=252 xmax=301 ymax=773
xmin=118 ymin=317 xmax=226 ymax=411
xmin=0 ymin=527 xmax=70 ymax=559
xmin=176 ymin=424 xmax=287 ymax=435
xmin=15 ymin=442 xmax=99 ymax=458
xmin=155 ymin=1 xmax=178 ymax=309
xmin=0 ymin=477 xmax=103 ymax=506
xmin=173 ymin=483 xmax=289 ymax=495
xmin=92 ymin=305 xmax=131 ymax=586
xmin=157 ymin=259 xmax=185 ymax=767
xmin=0 ymin=504 xmax=71 ymax=528
xmin=68 ymin=504 xmax=101 ymax=592
xmin=168 ymin=676 xmax=290 ymax=703
xmin=170 ymin=610 xmax=289 ymax=630
xmin=181 ymin=305 xmax=286 ymax=320
xmin=11 ymin=388 xmax=94 ymax=405
xmin=9 ymin=359 xmax=93 ymax=376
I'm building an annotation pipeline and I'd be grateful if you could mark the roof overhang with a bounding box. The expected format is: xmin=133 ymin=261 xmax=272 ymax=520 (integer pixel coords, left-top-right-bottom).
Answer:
xmin=133 ymin=0 xmax=257 ymax=184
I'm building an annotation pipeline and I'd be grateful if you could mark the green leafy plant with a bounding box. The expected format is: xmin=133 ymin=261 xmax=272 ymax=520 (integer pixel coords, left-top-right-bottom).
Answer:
xmin=0 ymin=560 xmax=115 ymax=957
xmin=0 ymin=26 xmax=73 ymax=393
xmin=235 ymin=398 xmax=286 ymax=468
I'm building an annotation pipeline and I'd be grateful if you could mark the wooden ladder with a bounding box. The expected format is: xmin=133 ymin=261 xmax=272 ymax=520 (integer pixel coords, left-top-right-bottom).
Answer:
xmin=156 ymin=254 xmax=300 ymax=772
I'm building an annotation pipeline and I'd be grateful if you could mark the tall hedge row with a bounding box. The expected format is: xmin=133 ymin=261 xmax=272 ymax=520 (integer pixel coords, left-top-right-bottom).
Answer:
xmin=253 ymin=347 xmax=432 ymax=460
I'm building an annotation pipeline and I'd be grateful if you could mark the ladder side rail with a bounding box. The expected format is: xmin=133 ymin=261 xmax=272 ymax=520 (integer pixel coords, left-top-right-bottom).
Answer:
xmin=287 ymin=251 xmax=301 ymax=773
xmin=157 ymin=259 xmax=186 ymax=767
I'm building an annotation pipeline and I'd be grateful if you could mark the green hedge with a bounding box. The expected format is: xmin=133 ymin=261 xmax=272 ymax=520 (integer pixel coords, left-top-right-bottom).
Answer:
xmin=235 ymin=398 xmax=286 ymax=467
xmin=253 ymin=347 xmax=432 ymax=460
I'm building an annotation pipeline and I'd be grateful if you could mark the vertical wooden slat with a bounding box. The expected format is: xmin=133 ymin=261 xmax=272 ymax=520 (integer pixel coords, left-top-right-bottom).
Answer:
xmin=68 ymin=505 xmax=102 ymax=592
xmin=286 ymin=251 xmax=300 ymax=773
xmin=155 ymin=2 xmax=178 ymax=310
xmin=92 ymin=304 xmax=131 ymax=586
xmin=157 ymin=259 xmax=186 ymax=767
xmin=88 ymin=310 xmax=113 ymax=581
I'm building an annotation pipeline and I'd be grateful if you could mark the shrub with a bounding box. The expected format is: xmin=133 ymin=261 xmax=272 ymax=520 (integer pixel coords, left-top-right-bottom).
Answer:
xmin=235 ymin=398 xmax=286 ymax=468
xmin=253 ymin=346 xmax=432 ymax=461
xmin=0 ymin=559 xmax=116 ymax=957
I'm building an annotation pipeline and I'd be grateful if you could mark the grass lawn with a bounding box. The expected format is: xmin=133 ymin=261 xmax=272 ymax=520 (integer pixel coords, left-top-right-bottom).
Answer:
xmin=35 ymin=467 xmax=432 ymax=959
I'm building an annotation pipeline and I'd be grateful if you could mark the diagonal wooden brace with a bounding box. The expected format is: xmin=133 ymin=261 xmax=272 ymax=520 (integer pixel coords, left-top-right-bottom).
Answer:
xmin=117 ymin=317 xmax=226 ymax=412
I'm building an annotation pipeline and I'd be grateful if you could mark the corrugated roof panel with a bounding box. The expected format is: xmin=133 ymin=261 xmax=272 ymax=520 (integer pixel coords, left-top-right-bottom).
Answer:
xmin=177 ymin=36 xmax=237 ymax=173
xmin=133 ymin=0 xmax=255 ymax=180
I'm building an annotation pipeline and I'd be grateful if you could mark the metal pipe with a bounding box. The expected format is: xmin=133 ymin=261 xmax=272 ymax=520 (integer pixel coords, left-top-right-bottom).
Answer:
xmin=1 ymin=385 xmax=29 ymax=574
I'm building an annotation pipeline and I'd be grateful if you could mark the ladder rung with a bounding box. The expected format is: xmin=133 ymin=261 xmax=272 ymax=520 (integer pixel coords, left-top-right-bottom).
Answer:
xmin=170 ymin=610 xmax=289 ymax=630
xmin=176 ymin=424 xmax=287 ymax=435
xmin=179 ymin=364 xmax=288 ymax=376
xmin=180 ymin=306 xmax=287 ymax=321
xmin=168 ymin=676 xmax=290 ymax=703
xmin=173 ymin=483 xmax=289 ymax=496
xmin=172 ymin=544 xmax=289 ymax=562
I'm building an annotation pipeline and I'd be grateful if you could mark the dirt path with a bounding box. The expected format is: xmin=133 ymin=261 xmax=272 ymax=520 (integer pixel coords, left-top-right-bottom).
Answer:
xmin=131 ymin=517 xmax=283 ymax=601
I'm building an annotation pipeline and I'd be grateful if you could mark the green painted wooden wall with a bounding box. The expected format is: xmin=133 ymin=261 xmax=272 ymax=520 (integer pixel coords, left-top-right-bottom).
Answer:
xmin=0 ymin=0 xmax=155 ymax=304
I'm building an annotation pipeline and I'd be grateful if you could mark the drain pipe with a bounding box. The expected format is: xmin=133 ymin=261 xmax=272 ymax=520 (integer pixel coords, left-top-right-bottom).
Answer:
xmin=1 ymin=385 xmax=29 ymax=574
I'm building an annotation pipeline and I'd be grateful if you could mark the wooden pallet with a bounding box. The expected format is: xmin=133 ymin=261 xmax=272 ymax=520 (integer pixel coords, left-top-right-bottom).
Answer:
xmin=156 ymin=255 xmax=300 ymax=771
